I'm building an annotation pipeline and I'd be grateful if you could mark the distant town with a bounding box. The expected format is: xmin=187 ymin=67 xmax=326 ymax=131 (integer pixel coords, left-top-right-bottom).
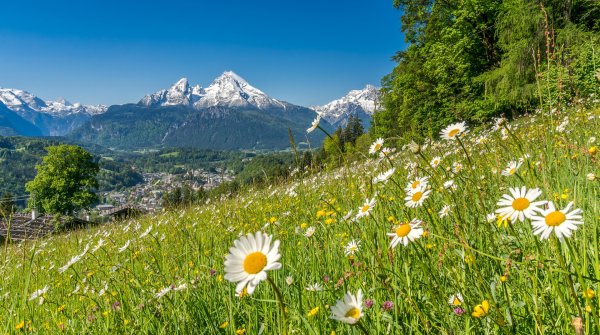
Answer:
xmin=96 ymin=168 xmax=235 ymax=214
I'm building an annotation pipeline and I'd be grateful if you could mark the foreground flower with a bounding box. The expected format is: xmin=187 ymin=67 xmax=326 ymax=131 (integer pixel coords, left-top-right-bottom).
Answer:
xmin=495 ymin=187 xmax=546 ymax=222
xmin=405 ymin=177 xmax=429 ymax=193
xmin=387 ymin=219 xmax=424 ymax=248
xmin=356 ymin=198 xmax=376 ymax=218
xmin=471 ymin=300 xmax=490 ymax=318
xmin=369 ymin=138 xmax=384 ymax=155
xmin=531 ymin=201 xmax=583 ymax=240
xmin=501 ymin=161 xmax=522 ymax=177
xmin=440 ymin=121 xmax=467 ymax=141
xmin=307 ymin=114 xmax=321 ymax=133
xmin=224 ymin=232 xmax=281 ymax=295
xmin=330 ymin=289 xmax=363 ymax=325
xmin=404 ymin=187 xmax=431 ymax=208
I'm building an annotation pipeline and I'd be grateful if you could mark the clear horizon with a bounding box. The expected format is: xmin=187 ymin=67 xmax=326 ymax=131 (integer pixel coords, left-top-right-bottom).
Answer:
xmin=0 ymin=0 xmax=405 ymax=107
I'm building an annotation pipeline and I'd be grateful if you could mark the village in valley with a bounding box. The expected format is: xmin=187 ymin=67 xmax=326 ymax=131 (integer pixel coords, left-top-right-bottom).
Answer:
xmin=97 ymin=168 xmax=235 ymax=214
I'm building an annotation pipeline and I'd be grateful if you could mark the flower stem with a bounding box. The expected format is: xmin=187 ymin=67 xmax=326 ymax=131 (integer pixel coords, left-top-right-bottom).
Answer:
xmin=356 ymin=320 xmax=370 ymax=335
xmin=268 ymin=277 xmax=288 ymax=335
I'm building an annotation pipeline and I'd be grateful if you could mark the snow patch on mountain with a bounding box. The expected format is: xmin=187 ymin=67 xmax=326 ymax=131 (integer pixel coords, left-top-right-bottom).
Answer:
xmin=311 ymin=85 xmax=380 ymax=126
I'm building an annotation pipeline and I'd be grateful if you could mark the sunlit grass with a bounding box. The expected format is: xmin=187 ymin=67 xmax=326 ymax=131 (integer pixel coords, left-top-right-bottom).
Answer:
xmin=1 ymin=103 xmax=599 ymax=334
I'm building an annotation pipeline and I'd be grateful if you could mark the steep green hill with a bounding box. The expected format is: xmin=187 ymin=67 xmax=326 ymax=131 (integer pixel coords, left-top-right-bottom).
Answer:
xmin=1 ymin=102 xmax=597 ymax=334
xmin=69 ymin=104 xmax=328 ymax=150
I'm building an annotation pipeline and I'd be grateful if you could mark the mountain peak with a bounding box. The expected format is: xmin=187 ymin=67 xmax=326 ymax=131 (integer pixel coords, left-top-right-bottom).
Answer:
xmin=216 ymin=71 xmax=248 ymax=85
xmin=311 ymin=85 xmax=380 ymax=127
xmin=171 ymin=78 xmax=190 ymax=92
xmin=139 ymin=71 xmax=289 ymax=111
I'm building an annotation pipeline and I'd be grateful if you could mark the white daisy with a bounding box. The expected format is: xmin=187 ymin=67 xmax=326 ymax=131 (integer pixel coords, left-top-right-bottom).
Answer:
xmin=501 ymin=161 xmax=522 ymax=177
xmin=439 ymin=205 xmax=451 ymax=218
xmin=373 ymin=168 xmax=395 ymax=184
xmin=378 ymin=147 xmax=393 ymax=158
xmin=440 ymin=121 xmax=467 ymax=141
xmin=369 ymin=138 xmax=384 ymax=155
xmin=448 ymin=293 xmax=464 ymax=306
xmin=452 ymin=162 xmax=463 ymax=174
xmin=344 ymin=239 xmax=361 ymax=256
xmin=330 ymin=289 xmax=363 ymax=325
xmin=430 ymin=156 xmax=441 ymax=168
xmin=495 ymin=187 xmax=546 ymax=222
xmin=356 ymin=198 xmax=376 ymax=219
xmin=387 ymin=219 xmax=424 ymax=248
xmin=304 ymin=226 xmax=316 ymax=238
xmin=306 ymin=283 xmax=323 ymax=291
xmin=405 ymin=177 xmax=429 ymax=193
xmin=224 ymin=232 xmax=282 ymax=295
xmin=530 ymin=202 xmax=583 ymax=240
xmin=443 ymin=179 xmax=456 ymax=191
xmin=404 ymin=187 xmax=431 ymax=208
xmin=307 ymin=114 xmax=321 ymax=133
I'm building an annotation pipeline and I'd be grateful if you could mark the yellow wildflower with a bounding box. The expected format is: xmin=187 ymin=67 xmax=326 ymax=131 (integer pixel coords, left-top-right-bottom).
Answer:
xmin=472 ymin=300 xmax=490 ymax=318
xmin=308 ymin=306 xmax=320 ymax=317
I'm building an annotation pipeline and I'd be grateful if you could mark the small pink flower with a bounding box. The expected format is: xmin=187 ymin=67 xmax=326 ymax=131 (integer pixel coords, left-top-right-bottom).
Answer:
xmin=365 ymin=299 xmax=374 ymax=309
xmin=382 ymin=300 xmax=393 ymax=311
xmin=453 ymin=307 xmax=464 ymax=316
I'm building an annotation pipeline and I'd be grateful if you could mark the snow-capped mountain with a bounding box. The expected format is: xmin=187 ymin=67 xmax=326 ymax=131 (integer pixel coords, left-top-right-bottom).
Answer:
xmin=0 ymin=87 xmax=107 ymax=136
xmin=73 ymin=71 xmax=327 ymax=150
xmin=0 ymin=88 xmax=106 ymax=117
xmin=139 ymin=71 xmax=290 ymax=111
xmin=311 ymin=85 xmax=380 ymax=127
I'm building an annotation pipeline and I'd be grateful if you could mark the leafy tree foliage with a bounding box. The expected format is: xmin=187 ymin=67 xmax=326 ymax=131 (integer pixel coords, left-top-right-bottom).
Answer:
xmin=26 ymin=145 xmax=100 ymax=215
xmin=374 ymin=0 xmax=600 ymax=141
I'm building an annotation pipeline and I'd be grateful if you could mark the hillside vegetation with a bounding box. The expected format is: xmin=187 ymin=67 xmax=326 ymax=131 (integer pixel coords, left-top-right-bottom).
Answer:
xmin=1 ymin=100 xmax=598 ymax=334
xmin=374 ymin=0 xmax=600 ymax=141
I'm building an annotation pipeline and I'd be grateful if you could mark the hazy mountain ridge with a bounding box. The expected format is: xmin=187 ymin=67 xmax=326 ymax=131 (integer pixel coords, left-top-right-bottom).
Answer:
xmin=0 ymin=87 xmax=107 ymax=136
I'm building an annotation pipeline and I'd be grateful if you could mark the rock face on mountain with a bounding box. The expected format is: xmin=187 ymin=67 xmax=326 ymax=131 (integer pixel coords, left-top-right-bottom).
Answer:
xmin=0 ymin=88 xmax=106 ymax=136
xmin=71 ymin=72 xmax=328 ymax=150
xmin=311 ymin=85 xmax=380 ymax=128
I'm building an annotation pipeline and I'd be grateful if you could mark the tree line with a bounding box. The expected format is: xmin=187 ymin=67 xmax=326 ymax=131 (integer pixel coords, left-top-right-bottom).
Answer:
xmin=371 ymin=0 xmax=600 ymax=141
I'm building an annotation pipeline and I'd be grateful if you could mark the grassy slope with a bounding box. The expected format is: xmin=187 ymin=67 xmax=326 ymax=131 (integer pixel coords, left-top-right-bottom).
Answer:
xmin=1 ymin=104 xmax=599 ymax=334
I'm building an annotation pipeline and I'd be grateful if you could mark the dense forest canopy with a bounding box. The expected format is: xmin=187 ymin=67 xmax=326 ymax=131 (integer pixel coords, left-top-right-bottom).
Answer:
xmin=372 ymin=0 xmax=600 ymax=141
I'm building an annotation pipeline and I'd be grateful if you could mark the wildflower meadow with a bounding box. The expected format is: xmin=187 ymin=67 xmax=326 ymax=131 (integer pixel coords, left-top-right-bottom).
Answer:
xmin=1 ymin=103 xmax=599 ymax=334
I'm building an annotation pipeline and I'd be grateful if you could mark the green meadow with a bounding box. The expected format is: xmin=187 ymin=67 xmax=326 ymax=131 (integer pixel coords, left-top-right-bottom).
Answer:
xmin=1 ymin=102 xmax=598 ymax=334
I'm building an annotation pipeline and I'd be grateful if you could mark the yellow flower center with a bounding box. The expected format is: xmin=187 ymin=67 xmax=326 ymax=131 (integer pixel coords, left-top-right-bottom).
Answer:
xmin=411 ymin=180 xmax=420 ymax=189
xmin=411 ymin=192 xmax=423 ymax=202
xmin=243 ymin=252 xmax=267 ymax=274
xmin=448 ymin=129 xmax=460 ymax=137
xmin=509 ymin=168 xmax=516 ymax=175
xmin=345 ymin=307 xmax=361 ymax=319
xmin=453 ymin=298 xmax=461 ymax=306
xmin=511 ymin=197 xmax=530 ymax=211
xmin=361 ymin=204 xmax=370 ymax=213
xmin=374 ymin=143 xmax=382 ymax=151
xmin=396 ymin=224 xmax=412 ymax=237
xmin=545 ymin=211 xmax=566 ymax=227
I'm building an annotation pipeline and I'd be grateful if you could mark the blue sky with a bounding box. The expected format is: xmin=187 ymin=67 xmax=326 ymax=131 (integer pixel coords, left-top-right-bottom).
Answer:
xmin=0 ymin=0 xmax=405 ymax=106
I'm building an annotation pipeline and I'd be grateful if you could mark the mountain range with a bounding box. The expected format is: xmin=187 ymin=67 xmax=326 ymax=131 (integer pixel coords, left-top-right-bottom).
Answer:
xmin=0 ymin=88 xmax=106 ymax=136
xmin=0 ymin=72 xmax=380 ymax=150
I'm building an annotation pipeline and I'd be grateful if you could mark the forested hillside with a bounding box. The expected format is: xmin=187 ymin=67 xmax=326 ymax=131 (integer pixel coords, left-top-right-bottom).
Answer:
xmin=373 ymin=0 xmax=600 ymax=140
